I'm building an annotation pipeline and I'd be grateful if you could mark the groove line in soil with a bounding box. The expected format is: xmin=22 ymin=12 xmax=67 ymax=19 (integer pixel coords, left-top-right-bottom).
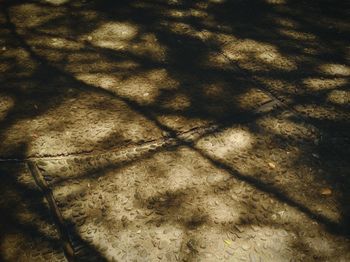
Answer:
xmin=0 ymin=98 xmax=288 ymax=163
xmin=27 ymin=161 xmax=75 ymax=262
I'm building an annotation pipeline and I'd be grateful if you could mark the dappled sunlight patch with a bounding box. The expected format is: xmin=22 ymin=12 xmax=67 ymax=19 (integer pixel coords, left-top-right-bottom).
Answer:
xmin=166 ymin=21 xmax=202 ymax=38
xmin=0 ymin=90 xmax=164 ymax=157
xmin=1 ymin=48 xmax=37 ymax=77
xmin=189 ymin=8 xmax=208 ymax=18
xmin=196 ymin=128 xmax=253 ymax=159
xmin=75 ymin=68 xmax=178 ymax=104
xmin=10 ymin=3 xmax=64 ymax=29
xmin=66 ymin=52 xmax=139 ymax=73
xmin=305 ymin=237 xmax=341 ymax=257
xmin=319 ymin=63 xmax=350 ymax=76
xmin=164 ymin=8 xmax=207 ymax=19
xmin=200 ymin=51 xmax=234 ymax=70
xmin=53 ymin=177 xmax=147 ymax=260
xmin=295 ymin=104 xmax=350 ymax=121
xmin=193 ymin=80 xmax=271 ymax=116
xmin=86 ymin=22 xmax=166 ymax=60
xmin=256 ymin=115 xmax=318 ymax=141
xmin=166 ymin=9 xmax=190 ymax=18
xmin=210 ymin=32 xmax=238 ymax=46
xmin=256 ymin=77 xmax=298 ymax=99
xmin=27 ymin=35 xmax=83 ymax=51
xmin=204 ymin=195 xmax=240 ymax=224
xmin=156 ymin=114 xmax=210 ymax=132
xmin=165 ymin=166 xmax=196 ymax=191
xmin=222 ymin=40 xmax=297 ymax=72
xmin=44 ymin=0 xmax=70 ymax=5
xmin=234 ymin=88 xmax=272 ymax=111
xmin=265 ymin=0 xmax=287 ymax=5
xmin=23 ymin=115 xmax=117 ymax=156
xmin=279 ymin=28 xmax=316 ymax=41
xmin=327 ymin=90 xmax=350 ymax=106
xmin=87 ymin=22 xmax=138 ymax=49
xmin=35 ymin=124 xmax=350 ymax=261
xmin=74 ymin=73 xmax=117 ymax=90
xmin=161 ymin=93 xmax=191 ymax=111
xmin=303 ymin=77 xmax=348 ymax=91
xmin=209 ymin=0 xmax=226 ymax=4
xmin=274 ymin=17 xmax=298 ymax=28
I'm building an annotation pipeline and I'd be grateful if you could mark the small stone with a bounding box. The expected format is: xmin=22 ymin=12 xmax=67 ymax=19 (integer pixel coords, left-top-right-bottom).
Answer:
xmin=278 ymin=230 xmax=288 ymax=237
xmin=226 ymin=249 xmax=234 ymax=256
xmin=206 ymin=174 xmax=217 ymax=184
xmin=158 ymin=240 xmax=168 ymax=250
xmin=242 ymin=243 xmax=250 ymax=251
xmin=268 ymin=162 xmax=276 ymax=169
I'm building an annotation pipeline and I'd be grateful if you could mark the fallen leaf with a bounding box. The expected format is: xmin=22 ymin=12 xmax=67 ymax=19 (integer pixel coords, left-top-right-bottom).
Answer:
xmin=312 ymin=153 xmax=319 ymax=159
xmin=224 ymin=239 xmax=232 ymax=245
xmin=268 ymin=162 xmax=276 ymax=169
xmin=320 ymin=188 xmax=332 ymax=196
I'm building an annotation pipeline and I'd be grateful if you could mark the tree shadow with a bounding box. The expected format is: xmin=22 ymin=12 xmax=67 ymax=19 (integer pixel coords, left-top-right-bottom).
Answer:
xmin=0 ymin=0 xmax=349 ymax=260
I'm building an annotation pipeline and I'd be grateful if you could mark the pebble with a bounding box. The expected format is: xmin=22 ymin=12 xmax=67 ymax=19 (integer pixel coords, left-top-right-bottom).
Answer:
xmin=226 ymin=249 xmax=234 ymax=255
xmin=206 ymin=174 xmax=217 ymax=184
xmin=158 ymin=240 xmax=167 ymax=250
xmin=242 ymin=243 xmax=250 ymax=251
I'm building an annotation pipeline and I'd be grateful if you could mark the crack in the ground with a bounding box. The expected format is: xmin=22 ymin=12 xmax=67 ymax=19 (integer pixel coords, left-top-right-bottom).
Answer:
xmin=0 ymin=100 xmax=284 ymax=163
xmin=0 ymin=123 xmax=220 ymax=162
xmin=27 ymin=161 xmax=75 ymax=262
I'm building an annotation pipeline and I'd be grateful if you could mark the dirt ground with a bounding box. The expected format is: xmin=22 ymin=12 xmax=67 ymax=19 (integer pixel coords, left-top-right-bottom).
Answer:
xmin=0 ymin=0 xmax=349 ymax=261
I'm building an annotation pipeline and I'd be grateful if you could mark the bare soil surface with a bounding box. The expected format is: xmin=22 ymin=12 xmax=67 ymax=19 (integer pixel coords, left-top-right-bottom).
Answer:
xmin=0 ymin=0 xmax=349 ymax=261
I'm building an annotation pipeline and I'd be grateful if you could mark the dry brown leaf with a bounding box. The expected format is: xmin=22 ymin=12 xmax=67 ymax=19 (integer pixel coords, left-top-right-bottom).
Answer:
xmin=268 ymin=162 xmax=276 ymax=169
xmin=320 ymin=188 xmax=332 ymax=196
